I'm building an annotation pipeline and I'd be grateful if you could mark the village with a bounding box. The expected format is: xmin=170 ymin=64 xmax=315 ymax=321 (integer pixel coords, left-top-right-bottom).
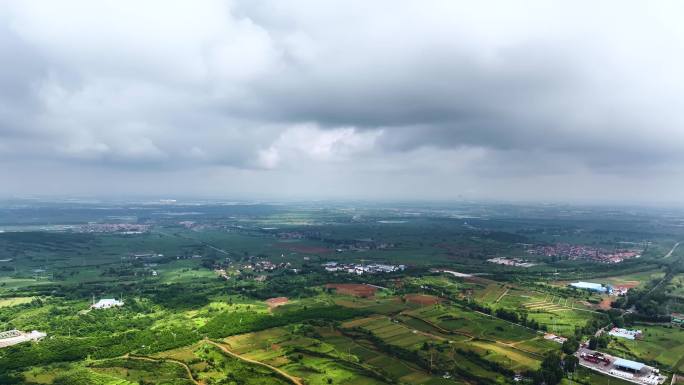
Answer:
xmin=322 ymin=261 xmax=406 ymax=275
xmin=527 ymin=243 xmax=642 ymax=263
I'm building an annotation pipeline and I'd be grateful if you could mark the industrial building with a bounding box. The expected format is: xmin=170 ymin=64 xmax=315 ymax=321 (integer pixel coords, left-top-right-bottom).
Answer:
xmin=569 ymin=281 xmax=612 ymax=294
xmin=613 ymin=358 xmax=646 ymax=373
xmin=0 ymin=329 xmax=47 ymax=348
xmin=609 ymin=328 xmax=642 ymax=340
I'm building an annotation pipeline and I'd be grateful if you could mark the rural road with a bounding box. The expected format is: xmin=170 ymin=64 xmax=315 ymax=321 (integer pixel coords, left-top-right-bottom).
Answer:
xmin=204 ymin=339 xmax=304 ymax=385
xmin=122 ymin=354 xmax=203 ymax=385
xmin=155 ymin=230 xmax=231 ymax=255
xmin=647 ymin=241 xmax=682 ymax=295
xmin=664 ymin=242 xmax=681 ymax=258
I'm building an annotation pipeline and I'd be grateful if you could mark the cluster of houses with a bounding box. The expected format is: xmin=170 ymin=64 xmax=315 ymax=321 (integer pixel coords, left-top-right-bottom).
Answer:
xmin=0 ymin=329 xmax=47 ymax=348
xmin=527 ymin=243 xmax=641 ymax=264
xmin=487 ymin=257 xmax=537 ymax=268
xmin=244 ymin=260 xmax=292 ymax=272
xmin=77 ymin=223 xmax=151 ymax=234
xmin=322 ymin=261 xmax=406 ymax=275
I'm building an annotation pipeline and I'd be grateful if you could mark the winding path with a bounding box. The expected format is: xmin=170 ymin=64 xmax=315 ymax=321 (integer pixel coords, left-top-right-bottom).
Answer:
xmin=204 ymin=339 xmax=304 ymax=385
xmin=118 ymin=354 xmax=202 ymax=385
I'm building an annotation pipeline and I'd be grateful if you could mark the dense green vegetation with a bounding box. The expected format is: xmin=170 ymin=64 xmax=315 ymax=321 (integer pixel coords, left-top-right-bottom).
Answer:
xmin=1 ymin=200 xmax=683 ymax=384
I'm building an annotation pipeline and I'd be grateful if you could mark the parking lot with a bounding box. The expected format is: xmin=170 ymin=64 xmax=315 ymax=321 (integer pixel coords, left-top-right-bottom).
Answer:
xmin=576 ymin=347 xmax=666 ymax=385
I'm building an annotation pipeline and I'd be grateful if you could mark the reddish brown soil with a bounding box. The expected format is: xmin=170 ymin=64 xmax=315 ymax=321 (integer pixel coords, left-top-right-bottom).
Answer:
xmin=326 ymin=283 xmax=378 ymax=298
xmin=265 ymin=297 xmax=289 ymax=308
xmin=405 ymin=294 xmax=441 ymax=305
xmin=598 ymin=297 xmax=613 ymax=310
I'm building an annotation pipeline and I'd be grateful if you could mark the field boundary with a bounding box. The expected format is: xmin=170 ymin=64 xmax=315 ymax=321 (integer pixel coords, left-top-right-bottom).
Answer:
xmin=205 ymin=339 xmax=303 ymax=385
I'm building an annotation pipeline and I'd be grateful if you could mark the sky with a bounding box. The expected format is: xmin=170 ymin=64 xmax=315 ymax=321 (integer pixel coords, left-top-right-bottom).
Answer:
xmin=1 ymin=1 xmax=684 ymax=203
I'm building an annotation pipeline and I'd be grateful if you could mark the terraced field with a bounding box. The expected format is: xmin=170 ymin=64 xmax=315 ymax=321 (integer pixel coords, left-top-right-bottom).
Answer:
xmin=218 ymin=325 xmax=451 ymax=385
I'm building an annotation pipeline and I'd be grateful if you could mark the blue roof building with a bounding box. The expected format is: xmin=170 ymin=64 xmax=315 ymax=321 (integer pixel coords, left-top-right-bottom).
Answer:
xmin=613 ymin=358 xmax=645 ymax=372
xmin=569 ymin=281 xmax=612 ymax=293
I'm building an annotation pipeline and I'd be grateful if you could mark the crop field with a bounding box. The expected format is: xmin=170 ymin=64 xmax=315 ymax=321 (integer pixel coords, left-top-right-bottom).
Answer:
xmin=605 ymin=325 xmax=684 ymax=371
xmin=333 ymin=295 xmax=417 ymax=315
xmin=154 ymin=341 xmax=292 ymax=385
xmin=470 ymin=280 xmax=509 ymax=304
xmin=89 ymin=358 xmax=194 ymax=385
xmin=405 ymin=305 xmax=540 ymax=343
xmin=0 ymin=296 xmax=34 ymax=307
xmin=354 ymin=306 xmax=557 ymax=373
xmin=219 ymin=325 xmax=457 ymax=385
xmin=526 ymin=309 xmax=597 ymax=336
xmin=2 ymin=202 xmax=683 ymax=384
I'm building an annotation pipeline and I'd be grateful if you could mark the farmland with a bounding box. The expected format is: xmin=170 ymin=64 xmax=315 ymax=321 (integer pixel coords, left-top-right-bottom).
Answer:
xmin=1 ymin=200 xmax=683 ymax=384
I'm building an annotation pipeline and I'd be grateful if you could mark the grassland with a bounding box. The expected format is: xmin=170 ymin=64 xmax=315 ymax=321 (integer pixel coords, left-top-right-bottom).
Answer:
xmin=3 ymin=201 xmax=683 ymax=384
xmin=605 ymin=325 xmax=684 ymax=371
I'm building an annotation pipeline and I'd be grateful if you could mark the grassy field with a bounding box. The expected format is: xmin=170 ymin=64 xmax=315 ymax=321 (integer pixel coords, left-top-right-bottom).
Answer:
xmin=218 ymin=325 xmax=457 ymax=385
xmin=0 ymin=296 xmax=34 ymax=307
xmin=563 ymin=366 xmax=635 ymax=385
xmin=605 ymin=325 xmax=684 ymax=371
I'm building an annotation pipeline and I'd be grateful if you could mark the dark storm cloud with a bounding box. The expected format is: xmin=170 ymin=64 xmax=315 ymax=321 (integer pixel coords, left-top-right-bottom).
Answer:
xmin=1 ymin=0 xmax=684 ymax=201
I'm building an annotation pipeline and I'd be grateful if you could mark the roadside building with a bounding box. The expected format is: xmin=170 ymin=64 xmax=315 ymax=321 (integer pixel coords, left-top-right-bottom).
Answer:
xmin=672 ymin=313 xmax=684 ymax=326
xmin=609 ymin=328 xmax=642 ymax=340
xmin=543 ymin=333 xmax=567 ymax=344
xmin=613 ymin=358 xmax=646 ymax=374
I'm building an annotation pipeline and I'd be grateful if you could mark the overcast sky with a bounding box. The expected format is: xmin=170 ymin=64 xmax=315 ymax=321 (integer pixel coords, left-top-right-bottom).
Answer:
xmin=1 ymin=1 xmax=684 ymax=203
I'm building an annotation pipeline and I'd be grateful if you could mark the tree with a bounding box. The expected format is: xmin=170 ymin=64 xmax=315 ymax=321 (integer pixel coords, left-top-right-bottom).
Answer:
xmin=533 ymin=353 xmax=564 ymax=385
xmin=563 ymin=355 xmax=579 ymax=373
xmin=562 ymin=337 xmax=579 ymax=355
xmin=588 ymin=336 xmax=598 ymax=350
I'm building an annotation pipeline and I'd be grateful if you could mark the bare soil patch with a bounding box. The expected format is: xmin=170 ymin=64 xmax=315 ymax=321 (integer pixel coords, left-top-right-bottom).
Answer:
xmin=404 ymin=294 xmax=441 ymax=306
xmin=265 ymin=297 xmax=289 ymax=309
xmin=326 ymin=283 xmax=378 ymax=298
xmin=598 ymin=296 xmax=613 ymax=310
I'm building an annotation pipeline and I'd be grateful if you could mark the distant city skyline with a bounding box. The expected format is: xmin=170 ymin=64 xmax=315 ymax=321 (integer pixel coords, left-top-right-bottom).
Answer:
xmin=2 ymin=1 xmax=684 ymax=204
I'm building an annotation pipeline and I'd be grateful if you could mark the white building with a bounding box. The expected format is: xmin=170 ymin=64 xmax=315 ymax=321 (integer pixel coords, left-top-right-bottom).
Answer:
xmin=0 ymin=329 xmax=47 ymax=348
xmin=609 ymin=328 xmax=642 ymax=340
xmin=91 ymin=298 xmax=124 ymax=309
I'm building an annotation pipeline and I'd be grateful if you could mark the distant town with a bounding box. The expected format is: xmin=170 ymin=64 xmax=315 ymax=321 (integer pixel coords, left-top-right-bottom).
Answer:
xmin=322 ymin=261 xmax=406 ymax=275
xmin=527 ymin=243 xmax=642 ymax=263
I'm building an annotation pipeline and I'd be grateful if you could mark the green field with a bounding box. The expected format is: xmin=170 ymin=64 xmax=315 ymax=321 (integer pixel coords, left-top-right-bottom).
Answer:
xmin=2 ymin=201 xmax=683 ymax=384
xmin=605 ymin=325 xmax=684 ymax=371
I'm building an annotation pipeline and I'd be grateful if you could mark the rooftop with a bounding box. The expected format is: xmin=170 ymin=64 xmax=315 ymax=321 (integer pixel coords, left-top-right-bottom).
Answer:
xmin=613 ymin=358 xmax=646 ymax=371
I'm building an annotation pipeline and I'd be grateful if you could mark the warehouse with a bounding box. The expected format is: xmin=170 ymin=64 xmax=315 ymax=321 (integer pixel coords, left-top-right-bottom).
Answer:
xmin=569 ymin=281 xmax=612 ymax=294
xmin=0 ymin=329 xmax=47 ymax=348
xmin=613 ymin=358 xmax=646 ymax=373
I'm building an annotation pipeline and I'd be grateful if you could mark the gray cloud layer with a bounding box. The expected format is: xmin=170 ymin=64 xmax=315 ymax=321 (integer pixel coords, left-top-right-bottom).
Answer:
xmin=1 ymin=1 xmax=684 ymax=203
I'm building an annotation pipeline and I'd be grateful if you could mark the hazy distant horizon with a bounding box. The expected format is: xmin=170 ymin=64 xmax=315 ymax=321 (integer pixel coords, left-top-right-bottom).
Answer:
xmin=2 ymin=1 xmax=684 ymax=203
